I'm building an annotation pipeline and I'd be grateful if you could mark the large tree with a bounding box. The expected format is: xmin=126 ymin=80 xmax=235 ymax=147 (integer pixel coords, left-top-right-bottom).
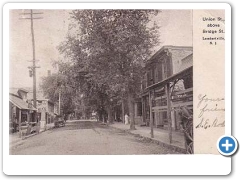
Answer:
xmin=40 ymin=61 xmax=76 ymax=117
xmin=59 ymin=10 xmax=160 ymax=129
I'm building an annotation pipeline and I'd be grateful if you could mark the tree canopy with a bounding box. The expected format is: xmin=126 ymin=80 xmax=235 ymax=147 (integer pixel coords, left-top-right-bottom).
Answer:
xmin=44 ymin=10 xmax=161 ymax=127
xmin=40 ymin=61 xmax=76 ymax=116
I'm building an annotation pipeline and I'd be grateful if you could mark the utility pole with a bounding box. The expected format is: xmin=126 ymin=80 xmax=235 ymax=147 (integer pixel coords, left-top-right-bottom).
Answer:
xmin=59 ymin=90 xmax=61 ymax=116
xmin=20 ymin=10 xmax=43 ymax=121
xmin=30 ymin=9 xmax=37 ymax=110
xmin=57 ymin=63 xmax=61 ymax=117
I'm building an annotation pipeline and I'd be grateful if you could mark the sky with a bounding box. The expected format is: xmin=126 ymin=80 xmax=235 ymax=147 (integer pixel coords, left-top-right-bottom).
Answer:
xmin=9 ymin=9 xmax=192 ymax=89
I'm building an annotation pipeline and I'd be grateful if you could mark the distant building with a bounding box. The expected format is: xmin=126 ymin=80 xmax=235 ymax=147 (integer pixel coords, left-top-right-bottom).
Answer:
xmin=27 ymin=89 xmax=59 ymax=131
xmin=10 ymin=87 xmax=59 ymax=132
xmin=36 ymin=99 xmax=58 ymax=130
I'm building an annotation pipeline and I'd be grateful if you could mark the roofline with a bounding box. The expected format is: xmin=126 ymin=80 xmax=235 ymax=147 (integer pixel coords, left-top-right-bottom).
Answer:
xmin=17 ymin=88 xmax=29 ymax=93
xmin=146 ymin=45 xmax=193 ymax=66
xmin=10 ymin=95 xmax=37 ymax=111
xmin=9 ymin=93 xmax=21 ymax=99
xmin=34 ymin=99 xmax=55 ymax=104
xmin=181 ymin=53 xmax=193 ymax=61
xmin=162 ymin=45 xmax=193 ymax=49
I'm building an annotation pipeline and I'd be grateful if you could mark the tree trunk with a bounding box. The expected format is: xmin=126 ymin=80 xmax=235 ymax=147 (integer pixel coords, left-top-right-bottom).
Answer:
xmin=103 ymin=116 xmax=106 ymax=124
xmin=121 ymin=99 xmax=125 ymax=124
xmin=107 ymin=106 xmax=113 ymax=124
xmin=128 ymin=93 xmax=136 ymax=130
xmin=98 ymin=110 xmax=103 ymax=122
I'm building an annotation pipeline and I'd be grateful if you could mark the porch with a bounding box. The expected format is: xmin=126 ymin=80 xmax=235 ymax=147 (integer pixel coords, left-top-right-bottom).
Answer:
xmin=136 ymin=66 xmax=193 ymax=145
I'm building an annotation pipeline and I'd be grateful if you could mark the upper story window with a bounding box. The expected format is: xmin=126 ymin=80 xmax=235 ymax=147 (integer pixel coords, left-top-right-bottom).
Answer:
xmin=153 ymin=62 xmax=165 ymax=83
xmin=141 ymin=73 xmax=147 ymax=91
xmin=147 ymin=69 xmax=154 ymax=86
xmin=162 ymin=60 xmax=167 ymax=79
xmin=154 ymin=65 xmax=158 ymax=84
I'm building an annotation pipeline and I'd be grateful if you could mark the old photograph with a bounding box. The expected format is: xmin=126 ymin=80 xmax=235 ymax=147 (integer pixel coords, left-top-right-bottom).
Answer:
xmin=9 ymin=9 xmax=193 ymax=155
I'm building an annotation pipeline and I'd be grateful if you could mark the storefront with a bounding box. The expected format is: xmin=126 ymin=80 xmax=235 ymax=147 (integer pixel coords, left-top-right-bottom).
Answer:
xmin=9 ymin=94 xmax=37 ymax=134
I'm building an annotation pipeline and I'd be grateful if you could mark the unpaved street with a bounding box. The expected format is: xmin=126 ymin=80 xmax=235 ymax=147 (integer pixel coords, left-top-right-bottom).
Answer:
xmin=10 ymin=120 xmax=180 ymax=155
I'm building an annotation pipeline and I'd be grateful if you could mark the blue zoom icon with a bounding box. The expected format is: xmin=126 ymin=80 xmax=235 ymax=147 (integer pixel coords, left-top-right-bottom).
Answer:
xmin=217 ymin=136 xmax=238 ymax=156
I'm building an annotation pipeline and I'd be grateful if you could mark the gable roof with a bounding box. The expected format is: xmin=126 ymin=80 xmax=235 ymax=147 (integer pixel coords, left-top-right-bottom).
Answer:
xmin=9 ymin=88 xmax=29 ymax=98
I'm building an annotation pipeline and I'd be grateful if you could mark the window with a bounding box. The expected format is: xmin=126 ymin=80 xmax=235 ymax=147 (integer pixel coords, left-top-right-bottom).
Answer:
xmin=158 ymin=62 xmax=163 ymax=81
xmin=137 ymin=102 xmax=142 ymax=116
xmin=147 ymin=69 xmax=154 ymax=86
xmin=163 ymin=111 xmax=167 ymax=119
xmin=21 ymin=114 xmax=27 ymax=123
xmin=162 ymin=62 xmax=167 ymax=79
xmin=154 ymin=65 xmax=158 ymax=83
xmin=141 ymin=73 xmax=147 ymax=90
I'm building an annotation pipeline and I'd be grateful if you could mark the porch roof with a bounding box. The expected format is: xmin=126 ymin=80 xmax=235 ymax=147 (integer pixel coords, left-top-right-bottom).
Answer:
xmin=9 ymin=94 xmax=36 ymax=111
xmin=142 ymin=66 xmax=193 ymax=95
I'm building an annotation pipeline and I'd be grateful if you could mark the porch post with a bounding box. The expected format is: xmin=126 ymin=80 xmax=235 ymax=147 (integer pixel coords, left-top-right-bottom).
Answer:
xmin=149 ymin=91 xmax=154 ymax=138
xmin=141 ymin=97 xmax=145 ymax=123
xmin=165 ymin=83 xmax=172 ymax=144
xmin=18 ymin=109 xmax=22 ymax=138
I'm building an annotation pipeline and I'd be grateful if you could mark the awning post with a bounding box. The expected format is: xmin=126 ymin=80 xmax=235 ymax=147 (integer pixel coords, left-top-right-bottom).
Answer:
xmin=149 ymin=91 xmax=154 ymax=138
xmin=165 ymin=83 xmax=172 ymax=144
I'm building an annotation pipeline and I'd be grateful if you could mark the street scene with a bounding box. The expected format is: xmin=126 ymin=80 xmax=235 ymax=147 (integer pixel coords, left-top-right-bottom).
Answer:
xmin=9 ymin=9 xmax=193 ymax=155
xmin=10 ymin=120 xmax=182 ymax=155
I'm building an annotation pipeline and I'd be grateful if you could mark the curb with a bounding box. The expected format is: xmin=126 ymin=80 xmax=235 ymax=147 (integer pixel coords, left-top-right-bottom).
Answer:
xmin=110 ymin=125 xmax=187 ymax=154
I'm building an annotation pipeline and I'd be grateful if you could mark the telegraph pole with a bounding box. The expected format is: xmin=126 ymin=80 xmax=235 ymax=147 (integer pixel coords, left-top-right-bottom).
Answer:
xmin=20 ymin=10 xmax=42 ymax=118
xmin=30 ymin=9 xmax=37 ymax=109
xmin=59 ymin=90 xmax=61 ymax=116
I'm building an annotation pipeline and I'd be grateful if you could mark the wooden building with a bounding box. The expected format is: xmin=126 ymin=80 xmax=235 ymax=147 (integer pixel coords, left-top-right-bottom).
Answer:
xmin=36 ymin=99 xmax=57 ymax=131
xmin=135 ymin=46 xmax=193 ymax=138
xmin=9 ymin=88 xmax=59 ymax=133
xmin=9 ymin=88 xmax=37 ymax=134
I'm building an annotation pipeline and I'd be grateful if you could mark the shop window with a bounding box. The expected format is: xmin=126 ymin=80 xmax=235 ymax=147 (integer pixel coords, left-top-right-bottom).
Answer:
xmin=21 ymin=114 xmax=27 ymax=123
xmin=163 ymin=111 xmax=167 ymax=119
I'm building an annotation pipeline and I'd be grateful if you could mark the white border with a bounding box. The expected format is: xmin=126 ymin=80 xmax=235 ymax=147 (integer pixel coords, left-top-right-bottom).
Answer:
xmin=3 ymin=3 xmax=232 ymax=175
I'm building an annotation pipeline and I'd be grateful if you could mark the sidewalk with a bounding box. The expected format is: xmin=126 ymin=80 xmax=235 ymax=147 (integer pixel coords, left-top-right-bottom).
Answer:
xmin=9 ymin=124 xmax=55 ymax=148
xmin=109 ymin=122 xmax=186 ymax=153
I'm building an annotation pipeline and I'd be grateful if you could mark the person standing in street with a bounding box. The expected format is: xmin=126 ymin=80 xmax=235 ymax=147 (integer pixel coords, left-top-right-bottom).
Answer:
xmin=124 ymin=114 xmax=129 ymax=125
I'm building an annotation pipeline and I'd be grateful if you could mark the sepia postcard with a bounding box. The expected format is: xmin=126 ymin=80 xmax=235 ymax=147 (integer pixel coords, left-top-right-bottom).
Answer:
xmin=3 ymin=2 xmax=231 ymax=175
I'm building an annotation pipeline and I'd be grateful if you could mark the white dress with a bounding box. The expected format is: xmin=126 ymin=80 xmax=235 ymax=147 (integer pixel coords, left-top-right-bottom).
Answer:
xmin=124 ymin=115 xmax=129 ymax=125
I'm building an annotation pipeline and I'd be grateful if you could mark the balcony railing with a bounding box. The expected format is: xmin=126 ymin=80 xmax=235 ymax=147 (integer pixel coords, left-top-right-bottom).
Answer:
xmin=152 ymin=87 xmax=193 ymax=112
